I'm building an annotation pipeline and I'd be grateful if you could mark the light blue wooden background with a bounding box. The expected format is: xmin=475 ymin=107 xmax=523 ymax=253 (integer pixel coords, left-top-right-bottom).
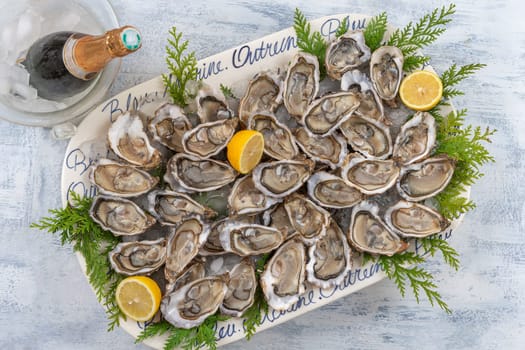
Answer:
xmin=1 ymin=0 xmax=523 ymax=349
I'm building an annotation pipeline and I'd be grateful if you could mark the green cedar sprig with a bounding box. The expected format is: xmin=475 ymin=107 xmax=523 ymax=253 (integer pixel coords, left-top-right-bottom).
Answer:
xmin=363 ymin=12 xmax=388 ymax=51
xmin=388 ymin=4 xmax=456 ymax=71
xmin=293 ymin=8 xmax=327 ymax=78
xmin=335 ymin=16 xmax=349 ymax=38
xmin=420 ymin=236 xmax=460 ymax=271
xmin=162 ymin=26 xmax=198 ymax=107
xmin=440 ymin=63 xmax=487 ymax=100
xmin=219 ymin=84 xmax=236 ymax=99
xmin=243 ymin=254 xmax=270 ymax=340
xmin=30 ymin=192 xmax=126 ymax=331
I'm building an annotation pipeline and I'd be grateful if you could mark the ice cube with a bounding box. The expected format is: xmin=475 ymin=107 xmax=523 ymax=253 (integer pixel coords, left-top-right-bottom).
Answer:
xmin=45 ymin=11 xmax=80 ymax=32
xmin=51 ymin=122 xmax=77 ymax=140
xmin=9 ymin=64 xmax=30 ymax=85
xmin=10 ymin=81 xmax=37 ymax=101
xmin=15 ymin=9 xmax=43 ymax=57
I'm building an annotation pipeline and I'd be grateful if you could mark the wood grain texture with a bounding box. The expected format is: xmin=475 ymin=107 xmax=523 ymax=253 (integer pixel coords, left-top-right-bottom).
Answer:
xmin=1 ymin=0 xmax=523 ymax=349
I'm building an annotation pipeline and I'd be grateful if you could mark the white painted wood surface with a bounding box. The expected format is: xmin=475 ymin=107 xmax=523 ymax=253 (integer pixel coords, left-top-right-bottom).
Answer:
xmin=0 ymin=0 xmax=523 ymax=349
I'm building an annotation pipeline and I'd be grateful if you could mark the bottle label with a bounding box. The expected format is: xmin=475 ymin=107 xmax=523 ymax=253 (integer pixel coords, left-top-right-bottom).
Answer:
xmin=121 ymin=28 xmax=141 ymax=51
xmin=63 ymin=35 xmax=93 ymax=80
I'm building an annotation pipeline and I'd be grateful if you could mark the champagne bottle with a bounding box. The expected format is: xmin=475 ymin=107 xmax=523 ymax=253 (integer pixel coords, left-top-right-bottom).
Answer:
xmin=21 ymin=26 xmax=141 ymax=101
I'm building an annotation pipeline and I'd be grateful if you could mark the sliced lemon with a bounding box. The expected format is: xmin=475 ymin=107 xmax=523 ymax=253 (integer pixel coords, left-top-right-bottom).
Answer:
xmin=115 ymin=276 xmax=161 ymax=322
xmin=399 ymin=70 xmax=443 ymax=111
xmin=227 ymin=130 xmax=264 ymax=174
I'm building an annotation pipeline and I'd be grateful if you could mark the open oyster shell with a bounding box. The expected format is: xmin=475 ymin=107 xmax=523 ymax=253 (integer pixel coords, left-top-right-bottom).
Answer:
xmin=370 ymin=46 xmax=404 ymax=101
xmin=306 ymin=220 xmax=351 ymax=289
xmin=219 ymin=222 xmax=285 ymax=256
xmin=347 ymin=201 xmax=408 ymax=256
xmin=393 ymin=112 xmax=436 ymax=165
xmin=109 ymin=238 xmax=166 ymax=276
xmin=284 ymin=194 xmax=331 ymax=246
xmin=339 ymin=115 xmax=393 ymax=160
xmin=283 ymin=53 xmax=320 ymax=118
xmin=252 ymin=159 xmax=315 ymax=198
xmin=325 ymin=31 xmax=371 ymax=80
xmin=384 ymin=200 xmax=450 ymax=238
xmin=196 ymin=84 xmax=234 ymax=123
xmin=228 ymin=176 xmax=281 ymax=216
xmin=397 ymin=155 xmax=455 ymax=201
xmin=239 ymin=72 xmax=283 ymax=125
xmin=262 ymin=203 xmax=297 ymax=240
xmin=166 ymin=258 xmax=206 ymax=295
xmin=341 ymin=69 xmax=386 ymax=125
xmin=90 ymin=195 xmax=155 ymax=236
xmin=147 ymin=103 xmax=191 ymax=153
xmin=108 ymin=112 xmax=161 ymax=169
xmin=294 ymin=128 xmax=348 ymax=169
xmin=307 ymin=171 xmax=363 ymax=209
xmin=90 ymin=158 xmax=159 ymax=197
xmin=248 ymin=113 xmax=299 ymax=161
xmin=182 ymin=118 xmax=239 ymax=159
xmin=260 ymin=239 xmax=306 ymax=311
xmin=164 ymin=153 xmax=238 ymax=193
xmin=161 ymin=274 xmax=229 ymax=329
xmin=341 ymin=154 xmax=400 ymax=195
xmin=220 ymin=258 xmax=257 ymax=317
xmin=147 ymin=190 xmax=217 ymax=226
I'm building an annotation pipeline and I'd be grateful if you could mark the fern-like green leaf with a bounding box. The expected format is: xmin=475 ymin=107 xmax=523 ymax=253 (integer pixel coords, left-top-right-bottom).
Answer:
xmin=335 ymin=16 xmax=349 ymax=38
xmin=364 ymin=12 xmax=388 ymax=51
xmin=293 ymin=8 xmax=327 ymax=78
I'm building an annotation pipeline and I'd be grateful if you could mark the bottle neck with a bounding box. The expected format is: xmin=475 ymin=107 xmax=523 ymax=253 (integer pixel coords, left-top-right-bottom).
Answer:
xmin=63 ymin=26 xmax=141 ymax=80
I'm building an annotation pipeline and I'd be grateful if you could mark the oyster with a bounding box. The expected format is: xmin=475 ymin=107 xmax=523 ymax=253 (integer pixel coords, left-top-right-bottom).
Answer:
xmin=341 ymin=154 xmax=400 ymax=195
xmin=109 ymin=238 xmax=166 ymax=276
xmin=341 ymin=69 xmax=386 ymax=124
xmin=348 ymin=201 xmax=408 ymax=256
xmin=384 ymin=200 xmax=450 ymax=238
xmin=370 ymin=46 xmax=404 ymax=101
xmin=260 ymin=239 xmax=306 ymax=310
xmin=294 ymin=128 xmax=347 ymax=169
xmin=306 ymin=220 xmax=351 ymax=289
xmin=108 ymin=112 xmax=161 ymax=169
xmin=220 ymin=259 xmax=257 ymax=317
xmin=167 ymin=258 xmax=206 ymax=294
xmin=219 ymin=222 xmax=285 ymax=256
xmin=393 ymin=112 xmax=436 ymax=165
xmin=307 ymin=171 xmax=363 ymax=209
xmin=182 ymin=118 xmax=238 ymax=159
xmin=302 ymin=91 xmax=360 ymax=136
xmin=397 ymin=155 xmax=455 ymax=201
xmin=239 ymin=72 xmax=282 ymax=125
xmin=283 ymin=53 xmax=320 ymax=118
xmin=284 ymin=194 xmax=330 ymax=246
xmin=164 ymin=154 xmax=238 ymax=193
xmin=248 ymin=113 xmax=298 ymax=160
xmin=262 ymin=203 xmax=297 ymax=240
xmin=165 ymin=218 xmax=210 ymax=282
xmin=90 ymin=195 xmax=155 ymax=236
xmin=196 ymin=84 xmax=234 ymax=123
xmin=161 ymin=274 xmax=229 ymax=329
xmin=147 ymin=190 xmax=216 ymax=226
xmin=90 ymin=158 xmax=158 ymax=197
xmin=325 ymin=31 xmax=371 ymax=79
xmin=252 ymin=159 xmax=315 ymax=198
xmin=148 ymin=103 xmax=192 ymax=152
xmin=228 ymin=176 xmax=280 ymax=216
xmin=339 ymin=115 xmax=393 ymax=160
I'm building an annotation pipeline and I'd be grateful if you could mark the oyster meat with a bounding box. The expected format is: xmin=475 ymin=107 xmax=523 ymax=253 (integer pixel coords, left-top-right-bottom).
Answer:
xmin=182 ymin=118 xmax=238 ymax=159
xmin=283 ymin=53 xmax=320 ymax=118
xmin=339 ymin=115 xmax=393 ymax=160
xmin=196 ymin=84 xmax=234 ymax=123
xmin=370 ymin=46 xmax=404 ymax=101
xmin=219 ymin=222 xmax=285 ymax=256
xmin=166 ymin=258 xmax=206 ymax=294
xmin=341 ymin=154 xmax=400 ymax=195
xmin=148 ymin=103 xmax=192 ymax=153
xmin=284 ymin=194 xmax=330 ymax=246
xmin=220 ymin=259 xmax=257 ymax=317
xmin=262 ymin=203 xmax=297 ymax=240
xmin=90 ymin=195 xmax=155 ymax=236
xmin=397 ymin=155 xmax=455 ymax=201
xmin=164 ymin=154 xmax=238 ymax=192
xmin=325 ymin=31 xmax=371 ymax=79
xmin=165 ymin=218 xmax=210 ymax=282
xmin=108 ymin=112 xmax=161 ymax=169
xmin=147 ymin=190 xmax=216 ymax=226
xmin=307 ymin=171 xmax=363 ymax=209
xmin=200 ymin=218 xmax=229 ymax=256
xmin=239 ymin=72 xmax=282 ymax=125
xmin=306 ymin=220 xmax=351 ymax=289
xmin=302 ymin=92 xmax=361 ymax=136
xmin=348 ymin=201 xmax=408 ymax=256
xmin=109 ymin=238 xmax=166 ymax=276
xmin=260 ymin=239 xmax=306 ymax=310
xmin=228 ymin=176 xmax=280 ymax=216
xmin=294 ymin=128 xmax=347 ymax=169
xmin=252 ymin=159 xmax=315 ymax=198
xmin=384 ymin=200 xmax=450 ymax=238
xmin=248 ymin=113 xmax=298 ymax=161
xmin=341 ymin=69 xmax=386 ymax=124
xmin=393 ymin=112 xmax=436 ymax=165
xmin=90 ymin=158 xmax=158 ymax=197
xmin=161 ymin=275 xmax=229 ymax=329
